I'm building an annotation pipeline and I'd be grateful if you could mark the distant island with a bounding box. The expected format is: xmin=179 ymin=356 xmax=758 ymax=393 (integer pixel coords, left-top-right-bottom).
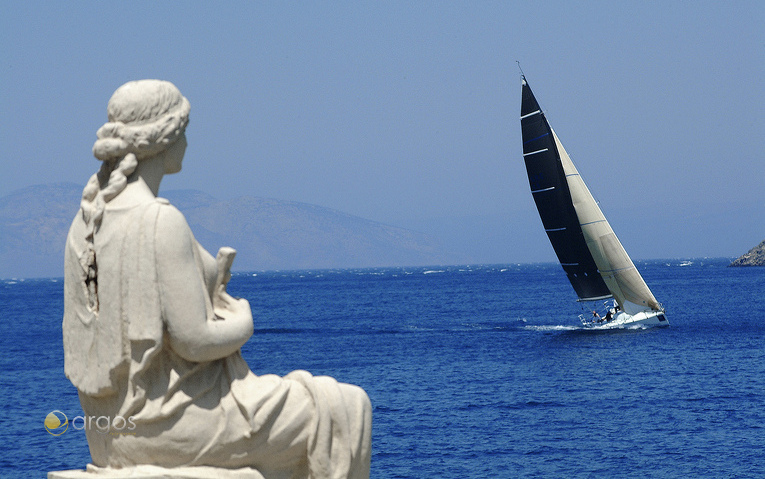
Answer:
xmin=729 ymin=239 xmax=765 ymax=267
xmin=0 ymin=183 xmax=469 ymax=278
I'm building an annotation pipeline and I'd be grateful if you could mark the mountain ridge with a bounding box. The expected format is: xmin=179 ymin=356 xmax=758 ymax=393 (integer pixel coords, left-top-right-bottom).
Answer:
xmin=0 ymin=183 xmax=468 ymax=278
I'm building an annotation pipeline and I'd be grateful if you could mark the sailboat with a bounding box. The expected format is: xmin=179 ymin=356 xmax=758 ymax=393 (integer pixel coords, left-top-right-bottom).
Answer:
xmin=519 ymin=75 xmax=668 ymax=328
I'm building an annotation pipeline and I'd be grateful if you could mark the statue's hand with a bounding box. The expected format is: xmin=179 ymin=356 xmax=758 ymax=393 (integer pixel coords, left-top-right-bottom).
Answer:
xmin=211 ymin=247 xmax=253 ymax=330
xmin=214 ymin=247 xmax=237 ymax=293
xmin=213 ymin=285 xmax=252 ymax=323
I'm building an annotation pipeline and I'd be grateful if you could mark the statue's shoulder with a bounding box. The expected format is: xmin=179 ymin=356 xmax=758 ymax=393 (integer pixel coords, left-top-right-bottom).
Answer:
xmin=152 ymin=197 xmax=183 ymax=218
xmin=133 ymin=197 xmax=184 ymax=226
xmin=151 ymin=198 xmax=193 ymax=246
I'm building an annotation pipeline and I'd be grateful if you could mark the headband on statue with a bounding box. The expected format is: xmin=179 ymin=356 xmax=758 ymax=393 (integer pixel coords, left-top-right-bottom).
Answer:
xmin=92 ymin=97 xmax=190 ymax=162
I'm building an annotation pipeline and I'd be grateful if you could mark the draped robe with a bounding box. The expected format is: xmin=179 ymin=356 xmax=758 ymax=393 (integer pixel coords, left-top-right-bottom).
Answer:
xmin=63 ymin=198 xmax=371 ymax=479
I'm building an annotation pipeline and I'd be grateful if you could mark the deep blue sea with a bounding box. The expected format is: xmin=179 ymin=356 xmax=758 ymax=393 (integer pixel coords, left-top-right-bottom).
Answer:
xmin=2 ymin=258 xmax=764 ymax=478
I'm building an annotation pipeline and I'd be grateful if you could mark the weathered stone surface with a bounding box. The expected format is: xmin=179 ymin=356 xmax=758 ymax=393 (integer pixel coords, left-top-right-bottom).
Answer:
xmin=729 ymin=239 xmax=765 ymax=266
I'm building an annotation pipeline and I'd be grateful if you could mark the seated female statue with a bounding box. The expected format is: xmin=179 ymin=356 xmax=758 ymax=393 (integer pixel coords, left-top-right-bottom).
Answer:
xmin=63 ymin=79 xmax=372 ymax=478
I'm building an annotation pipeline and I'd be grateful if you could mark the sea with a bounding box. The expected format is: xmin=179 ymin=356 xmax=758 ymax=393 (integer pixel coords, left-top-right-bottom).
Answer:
xmin=1 ymin=258 xmax=763 ymax=478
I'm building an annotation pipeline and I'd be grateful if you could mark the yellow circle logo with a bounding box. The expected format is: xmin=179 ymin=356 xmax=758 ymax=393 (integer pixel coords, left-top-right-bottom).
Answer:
xmin=45 ymin=410 xmax=69 ymax=436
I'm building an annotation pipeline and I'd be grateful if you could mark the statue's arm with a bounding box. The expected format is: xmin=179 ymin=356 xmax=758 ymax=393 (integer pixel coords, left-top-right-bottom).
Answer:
xmin=155 ymin=206 xmax=253 ymax=362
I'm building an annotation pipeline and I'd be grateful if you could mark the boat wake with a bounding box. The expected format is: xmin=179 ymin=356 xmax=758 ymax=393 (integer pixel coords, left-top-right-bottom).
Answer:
xmin=524 ymin=322 xmax=653 ymax=332
xmin=524 ymin=324 xmax=580 ymax=332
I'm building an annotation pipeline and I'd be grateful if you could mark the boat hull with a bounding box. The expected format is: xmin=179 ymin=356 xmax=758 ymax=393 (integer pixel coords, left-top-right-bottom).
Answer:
xmin=586 ymin=310 xmax=669 ymax=329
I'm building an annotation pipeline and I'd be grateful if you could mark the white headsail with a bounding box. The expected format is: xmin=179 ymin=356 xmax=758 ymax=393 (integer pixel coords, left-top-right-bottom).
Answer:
xmin=552 ymin=130 xmax=661 ymax=315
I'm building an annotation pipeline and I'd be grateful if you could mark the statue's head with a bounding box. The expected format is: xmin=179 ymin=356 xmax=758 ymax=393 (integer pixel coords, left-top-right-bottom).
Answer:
xmin=92 ymin=80 xmax=190 ymax=163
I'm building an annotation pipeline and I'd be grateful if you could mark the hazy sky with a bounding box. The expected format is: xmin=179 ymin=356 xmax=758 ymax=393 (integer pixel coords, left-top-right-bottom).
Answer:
xmin=2 ymin=1 xmax=763 ymax=263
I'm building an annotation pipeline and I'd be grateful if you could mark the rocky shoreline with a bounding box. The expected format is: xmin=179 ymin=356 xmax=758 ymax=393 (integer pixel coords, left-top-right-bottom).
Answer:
xmin=729 ymin=239 xmax=765 ymax=266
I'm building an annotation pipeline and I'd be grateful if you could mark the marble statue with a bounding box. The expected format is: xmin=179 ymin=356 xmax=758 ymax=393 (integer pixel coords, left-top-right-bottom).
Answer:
xmin=52 ymin=80 xmax=372 ymax=479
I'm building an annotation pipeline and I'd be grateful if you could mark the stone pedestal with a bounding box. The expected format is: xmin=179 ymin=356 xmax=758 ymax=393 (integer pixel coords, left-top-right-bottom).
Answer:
xmin=48 ymin=464 xmax=264 ymax=478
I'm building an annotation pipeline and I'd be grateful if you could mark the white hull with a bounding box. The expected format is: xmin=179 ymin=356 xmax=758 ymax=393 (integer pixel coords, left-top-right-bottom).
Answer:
xmin=584 ymin=310 xmax=669 ymax=329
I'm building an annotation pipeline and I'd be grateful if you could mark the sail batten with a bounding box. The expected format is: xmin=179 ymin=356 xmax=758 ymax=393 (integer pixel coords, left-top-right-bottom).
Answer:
xmin=524 ymin=148 xmax=549 ymax=157
xmin=520 ymin=110 xmax=542 ymax=119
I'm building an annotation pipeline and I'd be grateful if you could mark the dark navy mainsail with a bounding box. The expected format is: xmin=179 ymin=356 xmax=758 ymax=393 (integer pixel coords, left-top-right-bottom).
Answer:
xmin=520 ymin=77 xmax=611 ymax=300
